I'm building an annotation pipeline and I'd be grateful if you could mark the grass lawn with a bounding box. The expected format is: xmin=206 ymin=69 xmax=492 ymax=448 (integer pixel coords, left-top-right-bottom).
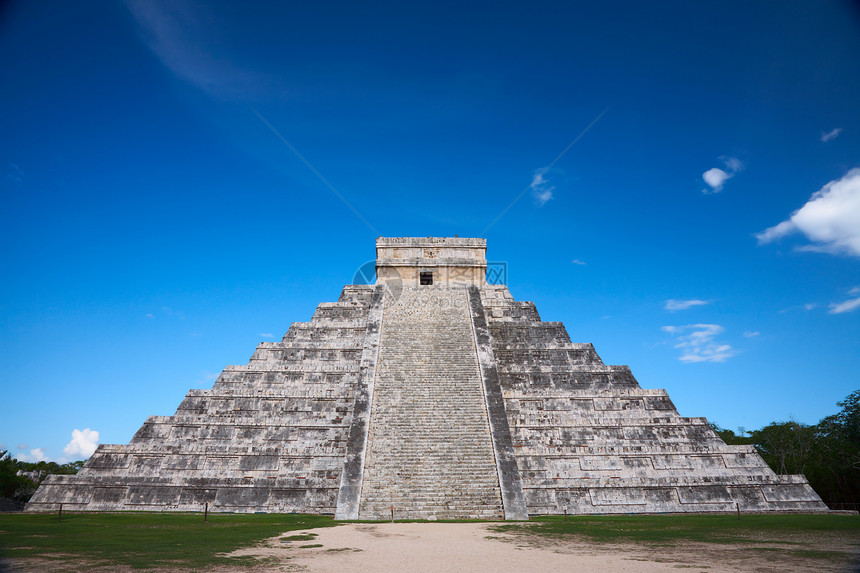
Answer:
xmin=492 ymin=513 xmax=860 ymax=544
xmin=492 ymin=514 xmax=860 ymax=567
xmin=0 ymin=512 xmax=336 ymax=570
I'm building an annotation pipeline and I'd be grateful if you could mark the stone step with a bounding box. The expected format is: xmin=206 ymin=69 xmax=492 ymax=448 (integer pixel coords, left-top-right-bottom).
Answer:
xmin=358 ymin=286 xmax=504 ymax=519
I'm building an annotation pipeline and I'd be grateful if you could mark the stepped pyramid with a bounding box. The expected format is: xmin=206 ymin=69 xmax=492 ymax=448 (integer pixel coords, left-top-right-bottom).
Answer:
xmin=28 ymin=237 xmax=827 ymax=518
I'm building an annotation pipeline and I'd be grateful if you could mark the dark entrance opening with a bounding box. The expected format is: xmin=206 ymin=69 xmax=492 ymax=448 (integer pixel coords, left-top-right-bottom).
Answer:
xmin=420 ymin=272 xmax=433 ymax=285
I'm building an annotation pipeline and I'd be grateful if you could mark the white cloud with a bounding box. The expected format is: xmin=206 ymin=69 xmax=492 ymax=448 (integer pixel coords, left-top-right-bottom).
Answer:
xmin=530 ymin=167 xmax=555 ymax=206
xmin=830 ymin=298 xmax=860 ymax=314
xmin=63 ymin=428 xmax=99 ymax=459
xmin=702 ymin=156 xmax=743 ymax=194
xmin=661 ymin=324 xmax=735 ymax=363
xmin=664 ymin=299 xmax=709 ymax=312
xmin=571 ymin=259 xmax=587 ymax=265
xmin=755 ymin=220 xmax=795 ymax=244
xmin=743 ymin=331 xmax=760 ymax=338
xmin=756 ymin=169 xmax=860 ymax=257
xmin=17 ymin=448 xmax=48 ymax=463
xmin=703 ymin=168 xmax=730 ymax=192
xmin=259 ymin=332 xmax=274 ymax=338
xmin=829 ymin=286 xmax=860 ymax=314
xmin=821 ymin=128 xmax=843 ymax=143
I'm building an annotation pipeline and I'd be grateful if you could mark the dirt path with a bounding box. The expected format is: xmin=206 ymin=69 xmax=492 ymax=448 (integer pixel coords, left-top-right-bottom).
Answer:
xmin=231 ymin=522 xmax=682 ymax=572
xmin=228 ymin=522 xmax=858 ymax=572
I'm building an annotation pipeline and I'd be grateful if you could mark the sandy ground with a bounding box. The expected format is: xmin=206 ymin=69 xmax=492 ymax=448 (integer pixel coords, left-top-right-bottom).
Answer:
xmin=227 ymin=522 xmax=860 ymax=573
xmin=231 ymin=522 xmax=682 ymax=572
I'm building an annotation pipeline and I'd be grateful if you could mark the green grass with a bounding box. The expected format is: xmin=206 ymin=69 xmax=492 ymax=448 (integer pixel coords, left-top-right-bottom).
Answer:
xmin=492 ymin=513 xmax=860 ymax=546
xmin=0 ymin=512 xmax=336 ymax=570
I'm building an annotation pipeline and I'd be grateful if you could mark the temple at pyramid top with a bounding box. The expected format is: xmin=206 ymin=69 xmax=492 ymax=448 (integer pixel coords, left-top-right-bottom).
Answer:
xmin=27 ymin=236 xmax=828 ymax=519
xmin=375 ymin=236 xmax=487 ymax=285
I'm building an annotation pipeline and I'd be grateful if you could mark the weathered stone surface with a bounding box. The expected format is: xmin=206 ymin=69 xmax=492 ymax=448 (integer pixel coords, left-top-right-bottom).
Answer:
xmin=467 ymin=286 xmax=529 ymax=520
xmin=27 ymin=238 xmax=828 ymax=516
xmin=358 ymin=286 xmax=503 ymax=520
xmin=334 ymin=284 xmax=385 ymax=520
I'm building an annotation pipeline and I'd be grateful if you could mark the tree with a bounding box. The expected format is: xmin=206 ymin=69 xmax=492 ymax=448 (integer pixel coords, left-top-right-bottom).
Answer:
xmin=738 ymin=390 xmax=860 ymax=506
xmin=832 ymin=389 xmax=860 ymax=448
xmin=0 ymin=451 xmax=88 ymax=509
xmin=0 ymin=451 xmax=37 ymax=506
xmin=749 ymin=421 xmax=817 ymax=476
xmin=710 ymin=423 xmax=753 ymax=446
xmin=811 ymin=390 xmax=860 ymax=505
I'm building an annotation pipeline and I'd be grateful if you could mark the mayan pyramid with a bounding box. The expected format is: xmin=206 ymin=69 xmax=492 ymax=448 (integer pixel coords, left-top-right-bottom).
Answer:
xmin=28 ymin=237 xmax=827 ymax=518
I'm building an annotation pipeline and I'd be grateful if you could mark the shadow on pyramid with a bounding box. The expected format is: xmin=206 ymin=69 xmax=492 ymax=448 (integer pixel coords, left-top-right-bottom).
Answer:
xmin=28 ymin=238 xmax=827 ymax=519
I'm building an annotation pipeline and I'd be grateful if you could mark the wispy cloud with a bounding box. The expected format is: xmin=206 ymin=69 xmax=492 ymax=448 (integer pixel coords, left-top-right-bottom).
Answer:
xmin=146 ymin=307 xmax=185 ymax=320
xmin=530 ymin=167 xmax=555 ymax=206
xmin=664 ymin=299 xmax=709 ymax=312
xmin=63 ymin=428 xmax=99 ymax=459
xmin=702 ymin=156 xmax=744 ymax=194
xmin=5 ymin=162 xmax=23 ymax=184
xmin=259 ymin=332 xmax=274 ymax=338
xmin=743 ymin=331 xmax=760 ymax=338
xmin=756 ymin=169 xmax=860 ymax=257
xmin=829 ymin=286 xmax=860 ymax=314
xmin=830 ymin=298 xmax=860 ymax=314
xmin=571 ymin=259 xmax=587 ymax=266
xmin=481 ymin=108 xmax=608 ymax=235
xmin=779 ymin=303 xmax=817 ymax=313
xmin=123 ymin=0 xmax=264 ymax=98
xmin=821 ymin=128 xmax=843 ymax=143
xmin=195 ymin=371 xmax=220 ymax=385
xmin=661 ymin=324 xmax=735 ymax=363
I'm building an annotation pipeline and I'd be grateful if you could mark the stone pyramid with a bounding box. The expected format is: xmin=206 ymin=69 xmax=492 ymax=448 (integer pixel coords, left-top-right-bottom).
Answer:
xmin=28 ymin=237 xmax=827 ymax=518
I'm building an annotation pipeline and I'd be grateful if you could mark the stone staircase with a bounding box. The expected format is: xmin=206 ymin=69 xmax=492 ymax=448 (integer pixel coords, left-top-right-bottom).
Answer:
xmin=358 ymin=286 xmax=504 ymax=519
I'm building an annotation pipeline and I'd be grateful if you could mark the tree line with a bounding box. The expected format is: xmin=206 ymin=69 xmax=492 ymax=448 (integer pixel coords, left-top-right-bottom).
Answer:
xmin=713 ymin=389 xmax=860 ymax=508
xmin=0 ymin=453 xmax=84 ymax=510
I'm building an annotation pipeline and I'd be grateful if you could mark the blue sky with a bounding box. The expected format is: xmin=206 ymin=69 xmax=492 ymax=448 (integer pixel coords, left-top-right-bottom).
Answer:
xmin=1 ymin=1 xmax=858 ymax=463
